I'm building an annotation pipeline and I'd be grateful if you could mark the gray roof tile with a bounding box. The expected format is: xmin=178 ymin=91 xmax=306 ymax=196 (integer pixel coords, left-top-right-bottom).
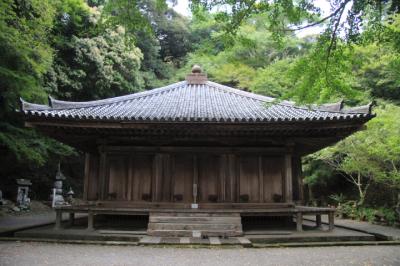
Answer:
xmin=21 ymin=80 xmax=373 ymax=123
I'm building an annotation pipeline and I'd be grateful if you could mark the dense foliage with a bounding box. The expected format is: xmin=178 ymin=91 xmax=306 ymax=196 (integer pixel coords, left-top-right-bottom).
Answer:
xmin=0 ymin=0 xmax=399 ymax=225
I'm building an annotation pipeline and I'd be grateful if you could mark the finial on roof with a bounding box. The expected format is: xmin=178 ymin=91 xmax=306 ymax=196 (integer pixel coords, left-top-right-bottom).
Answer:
xmin=192 ymin=64 xmax=202 ymax=73
xmin=186 ymin=64 xmax=207 ymax=84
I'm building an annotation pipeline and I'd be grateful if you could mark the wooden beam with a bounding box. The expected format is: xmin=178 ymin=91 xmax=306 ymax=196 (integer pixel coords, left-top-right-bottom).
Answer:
xmin=103 ymin=146 xmax=287 ymax=154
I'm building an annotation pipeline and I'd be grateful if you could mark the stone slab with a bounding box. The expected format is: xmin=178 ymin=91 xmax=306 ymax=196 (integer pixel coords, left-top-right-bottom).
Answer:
xmin=237 ymin=237 xmax=252 ymax=246
xmin=180 ymin=237 xmax=190 ymax=244
xmin=209 ymin=237 xmax=221 ymax=245
xmin=0 ymin=212 xmax=87 ymax=235
xmin=139 ymin=236 xmax=161 ymax=244
xmin=304 ymin=215 xmax=400 ymax=241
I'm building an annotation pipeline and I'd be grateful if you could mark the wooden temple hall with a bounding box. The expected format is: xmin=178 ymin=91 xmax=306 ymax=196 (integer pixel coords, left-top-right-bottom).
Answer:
xmin=20 ymin=65 xmax=374 ymax=237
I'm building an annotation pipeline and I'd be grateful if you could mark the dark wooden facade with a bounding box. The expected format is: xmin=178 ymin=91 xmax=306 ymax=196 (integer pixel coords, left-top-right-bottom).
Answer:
xmin=84 ymin=146 xmax=300 ymax=205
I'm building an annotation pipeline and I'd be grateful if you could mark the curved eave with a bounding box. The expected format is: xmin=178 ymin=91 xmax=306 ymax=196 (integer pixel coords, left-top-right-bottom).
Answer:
xmin=22 ymin=110 xmax=375 ymax=124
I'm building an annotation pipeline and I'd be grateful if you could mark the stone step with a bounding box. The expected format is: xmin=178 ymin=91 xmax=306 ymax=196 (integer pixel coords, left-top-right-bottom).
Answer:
xmin=150 ymin=212 xmax=240 ymax=217
xmin=148 ymin=211 xmax=243 ymax=237
xmin=148 ymin=222 xmax=242 ymax=231
xmin=150 ymin=216 xmax=241 ymax=224
xmin=147 ymin=229 xmax=243 ymax=237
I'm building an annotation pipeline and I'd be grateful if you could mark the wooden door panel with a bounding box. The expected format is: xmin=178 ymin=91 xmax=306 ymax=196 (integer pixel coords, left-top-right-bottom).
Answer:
xmin=172 ymin=155 xmax=194 ymax=202
xmin=131 ymin=155 xmax=153 ymax=201
xmin=198 ymin=155 xmax=220 ymax=203
xmin=262 ymin=157 xmax=284 ymax=202
xmin=239 ymin=155 xmax=260 ymax=202
xmin=108 ymin=156 xmax=128 ymax=200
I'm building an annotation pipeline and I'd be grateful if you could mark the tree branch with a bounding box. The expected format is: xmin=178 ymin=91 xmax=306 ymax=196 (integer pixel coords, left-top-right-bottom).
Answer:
xmin=228 ymin=0 xmax=257 ymax=32
xmin=325 ymin=1 xmax=347 ymax=71
xmin=285 ymin=0 xmax=351 ymax=32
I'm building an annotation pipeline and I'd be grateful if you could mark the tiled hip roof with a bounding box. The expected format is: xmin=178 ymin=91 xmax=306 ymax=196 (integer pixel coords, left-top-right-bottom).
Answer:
xmin=20 ymin=81 xmax=373 ymax=123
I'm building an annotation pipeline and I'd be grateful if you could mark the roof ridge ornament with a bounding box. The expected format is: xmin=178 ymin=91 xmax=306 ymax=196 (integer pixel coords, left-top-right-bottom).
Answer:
xmin=186 ymin=64 xmax=207 ymax=84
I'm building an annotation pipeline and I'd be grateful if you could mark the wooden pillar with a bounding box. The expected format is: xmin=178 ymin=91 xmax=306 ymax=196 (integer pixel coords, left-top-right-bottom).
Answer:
xmin=227 ymin=154 xmax=236 ymax=202
xmin=152 ymin=153 xmax=162 ymax=202
xmin=170 ymin=155 xmax=175 ymax=202
xmin=219 ymin=155 xmax=227 ymax=202
xmin=83 ymin=153 xmax=90 ymax=201
xmin=316 ymin=214 xmax=322 ymax=228
xmin=98 ymin=147 xmax=107 ymax=200
xmin=55 ymin=209 xmax=62 ymax=230
xmin=297 ymin=157 xmax=305 ymax=204
xmin=87 ymin=210 xmax=94 ymax=231
xmin=193 ymin=155 xmax=198 ymax=204
xmin=285 ymin=154 xmax=293 ymax=203
xmin=296 ymin=212 xmax=303 ymax=232
xmin=258 ymin=156 xmax=264 ymax=203
xmin=328 ymin=212 xmax=335 ymax=231
xmin=127 ymin=155 xmax=133 ymax=201
xmin=235 ymin=155 xmax=240 ymax=203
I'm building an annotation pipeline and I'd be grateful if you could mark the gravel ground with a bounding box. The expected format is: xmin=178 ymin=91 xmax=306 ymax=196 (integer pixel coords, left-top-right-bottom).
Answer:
xmin=0 ymin=241 xmax=399 ymax=266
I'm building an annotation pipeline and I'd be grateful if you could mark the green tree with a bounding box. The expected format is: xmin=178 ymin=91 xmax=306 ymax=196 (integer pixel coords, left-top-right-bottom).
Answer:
xmin=46 ymin=27 xmax=144 ymax=100
xmin=45 ymin=3 xmax=144 ymax=100
xmin=190 ymin=0 xmax=400 ymax=103
xmin=314 ymin=103 xmax=400 ymax=205
xmin=0 ymin=0 xmax=74 ymax=165
xmin=0 ymin=0 xmax=54 ymax=117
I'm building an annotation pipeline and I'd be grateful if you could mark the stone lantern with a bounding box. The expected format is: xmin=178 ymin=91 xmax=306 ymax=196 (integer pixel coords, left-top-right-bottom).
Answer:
xmin=51 ymin=163 xmax=67 ymax=207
